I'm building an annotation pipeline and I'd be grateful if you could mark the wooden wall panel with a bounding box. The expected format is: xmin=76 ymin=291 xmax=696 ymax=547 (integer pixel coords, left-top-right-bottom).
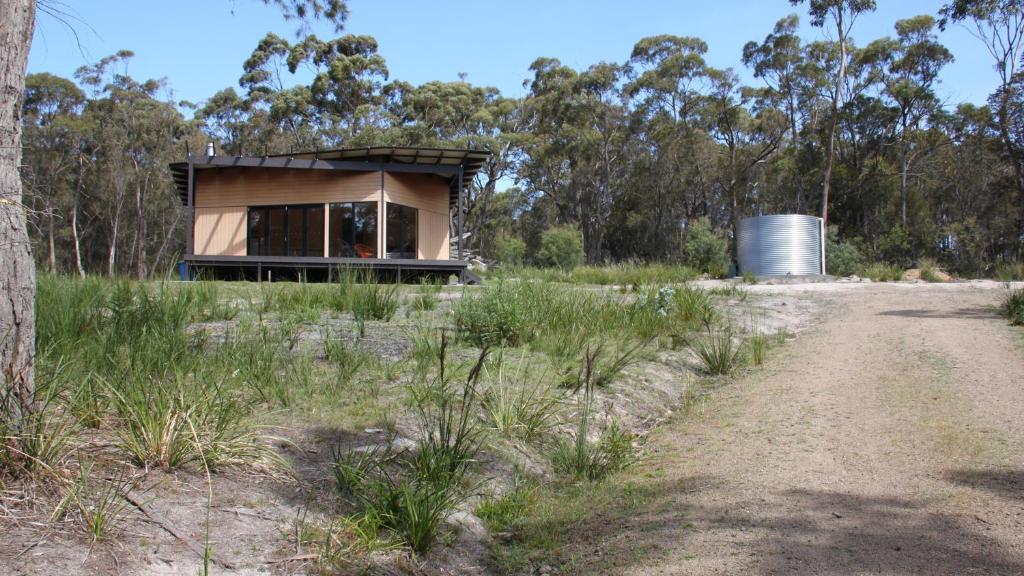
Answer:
xmin=417 ymin=209 xmax=450 ymax=260
xmin=383 ymin=172 xmax=449 ymax=213
xmin=196 ymin=168 xmax=382 ymax=208
xmin=194 ymin=206 xmax=246 ymax=256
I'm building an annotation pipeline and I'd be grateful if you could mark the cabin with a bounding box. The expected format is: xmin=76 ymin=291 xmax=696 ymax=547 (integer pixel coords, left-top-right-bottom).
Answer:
xmin=170 ymin=146 xmax=489 ymax=282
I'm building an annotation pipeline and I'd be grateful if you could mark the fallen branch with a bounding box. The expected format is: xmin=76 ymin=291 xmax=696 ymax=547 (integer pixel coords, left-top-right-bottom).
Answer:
xmin=122 ymin=492 xmax=236 ymax=570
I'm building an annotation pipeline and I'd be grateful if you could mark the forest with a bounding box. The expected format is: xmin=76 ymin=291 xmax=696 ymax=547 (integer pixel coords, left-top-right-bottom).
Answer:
xmin=18 ymin=0 xmax=1024 ymax=278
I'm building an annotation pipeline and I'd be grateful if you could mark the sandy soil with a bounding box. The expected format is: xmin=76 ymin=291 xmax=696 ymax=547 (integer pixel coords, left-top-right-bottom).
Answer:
xmin=566 ymin=281 xmax=1024 ymax=575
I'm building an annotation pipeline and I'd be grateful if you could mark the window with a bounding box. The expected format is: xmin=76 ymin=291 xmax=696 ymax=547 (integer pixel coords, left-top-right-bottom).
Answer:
xmin=247 ymin=205 xmax=324 ymax=257
xmin=386 ymin=202 xmax=417 ymax=259
xmin=329 ymin=202 xmax=377 ymax=258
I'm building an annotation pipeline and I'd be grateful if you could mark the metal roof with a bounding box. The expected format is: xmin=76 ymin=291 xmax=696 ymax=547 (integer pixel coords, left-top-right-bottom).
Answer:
xmin=170 ymin=146 xmax=491 ymax=206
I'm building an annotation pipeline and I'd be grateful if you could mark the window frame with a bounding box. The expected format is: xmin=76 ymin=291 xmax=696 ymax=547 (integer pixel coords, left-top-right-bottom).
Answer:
xmin=247 ymin=204 xmax=325 ymax=257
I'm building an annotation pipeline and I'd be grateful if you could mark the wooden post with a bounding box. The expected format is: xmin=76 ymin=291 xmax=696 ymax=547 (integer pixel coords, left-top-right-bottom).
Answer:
xmin=457 ymin=165 xmax=464 ymax=260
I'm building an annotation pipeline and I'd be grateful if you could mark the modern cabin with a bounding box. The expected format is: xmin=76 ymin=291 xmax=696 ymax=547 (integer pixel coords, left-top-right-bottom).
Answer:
xmin=170 ymin=146 xmax=489 ymax=281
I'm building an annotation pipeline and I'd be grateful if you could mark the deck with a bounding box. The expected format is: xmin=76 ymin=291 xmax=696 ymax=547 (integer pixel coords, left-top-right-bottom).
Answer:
xmin=183 ymin=254 xmax=471 ymax=282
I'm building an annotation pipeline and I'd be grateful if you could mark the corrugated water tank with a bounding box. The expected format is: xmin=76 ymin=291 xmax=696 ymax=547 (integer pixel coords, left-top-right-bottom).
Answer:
xmin=737 ymin=214 xmax=824 ymax=276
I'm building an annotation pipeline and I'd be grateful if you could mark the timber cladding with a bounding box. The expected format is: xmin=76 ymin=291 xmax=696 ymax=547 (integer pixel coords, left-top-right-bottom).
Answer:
xmin=195 ymin=168 xmax=380 ymax=208
xmin=191 ymin=167 xmax=453 ymax=259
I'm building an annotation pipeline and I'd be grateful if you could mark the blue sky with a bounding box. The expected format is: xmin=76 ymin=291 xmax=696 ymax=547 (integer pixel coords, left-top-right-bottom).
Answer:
xmin=29 ymin=0 xmax=994 ymax=111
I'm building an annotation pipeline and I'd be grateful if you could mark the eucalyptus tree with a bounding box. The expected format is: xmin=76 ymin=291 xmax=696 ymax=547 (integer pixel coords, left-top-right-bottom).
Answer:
xmin=941 ymin=0 xmax=1024 ymax=257
xmin=623 ymin=35 xmax=714 ymax=258
xmin=862 ymin=15 xmax=952 ymax=228
xmin=518 ymin=58 xmax=630 ymax=262
xmin=790 ymin=0 xmax=877 ymax=254
xmin=21 ymin=73 xmax=85 ymax=273
xmin=743 ymin=15 xmax=816 ymax=212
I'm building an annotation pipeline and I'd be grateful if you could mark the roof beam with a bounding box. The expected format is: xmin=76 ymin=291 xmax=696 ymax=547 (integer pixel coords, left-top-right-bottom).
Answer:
xmin=191 ymin=155 xmax=461 ymax=176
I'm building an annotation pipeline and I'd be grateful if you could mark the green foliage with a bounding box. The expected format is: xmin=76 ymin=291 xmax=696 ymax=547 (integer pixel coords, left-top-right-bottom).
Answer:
xmin=536 ymin=226 xmax=585 ymax=269
xmin=336 ymin=340 xmax=489 ymax=555
xmin=493 ymin=234 xmax=527 ymax=266
xmin=861 ymin=262 xmax=904 ymax=282
xmin=550 ymin=349 xmax=636 ymax=482
xmin=994 ymin=262 xmax=1024 ymax=282
xmin=826 ymin=227 xmax=865 ymax=277
xmin=1003 ymin=288 xmax=1024 ymax=326
xmin=0 ymin=400 xmax=76 ymax=478
xmin=34 ymin=276 xmax=286 ymax=474
xmin=479 ymin=356 xmax=560 ymax=441
xmin=690 ymin=329 xmax=741 ymax=375
xmin=351 ymin=282 xmax=399 ymax=336
xmin=918 ymin=257 xmax=945 ymax=282
xmin=475 ymin=476 xmax=536 ymax=534
xmin=682 ymin=219 xmax=729 ymax=278
xmin=746 ymin=333 xmax=771 ymax=366
xmin=453 ymin=283 xmax=535 ymax=347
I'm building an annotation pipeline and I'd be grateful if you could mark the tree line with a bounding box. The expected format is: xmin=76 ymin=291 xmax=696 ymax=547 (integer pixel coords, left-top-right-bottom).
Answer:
xmin=18 ymin=0 xmax=1024 ymax=278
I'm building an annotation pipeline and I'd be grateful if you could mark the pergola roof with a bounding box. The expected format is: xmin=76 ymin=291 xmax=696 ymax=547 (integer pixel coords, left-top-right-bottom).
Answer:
xmin=170 ymin=146 xmax=491 ymax=206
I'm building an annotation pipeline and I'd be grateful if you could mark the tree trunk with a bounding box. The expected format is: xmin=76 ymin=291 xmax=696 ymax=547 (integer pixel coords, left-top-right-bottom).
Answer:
xmin=46 ymin=204 xmax=55 ymax=273
xmin=108 ymin=196 xmax=122 ymax=277
xmin=0 ymin=0 xmax=38 ymax=421
xmin=71 ymin=198 xmax=84 ymax=279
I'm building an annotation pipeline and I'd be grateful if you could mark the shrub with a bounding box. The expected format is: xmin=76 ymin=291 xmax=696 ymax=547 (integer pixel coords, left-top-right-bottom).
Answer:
xmin=536 ymin=226 xmax=584 ymax=269
xmin=683 ymin=219 xmax=729 ymax=278
xmin=493 ymin=234 xmax=527 ymax=266
xmin=1003 ymin=288 xmax=1024 ymax=326
xmin=826 ymin=227 xmax=865 ymax=277
xmin=994 ymin=261 xmax=1024 ymax=282
xmin=453 ymin=282 xmax=538 ymax=346
xmin=918 ymin=258 xmax=944 ymax=283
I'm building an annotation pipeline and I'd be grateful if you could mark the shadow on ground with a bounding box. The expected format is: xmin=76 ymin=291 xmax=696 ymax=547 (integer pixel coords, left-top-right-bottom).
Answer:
xmin=876 ymin=307 xmax=1000 ymax=320
xmin=946 ymin=467 xmax=1024 ymax=502
xmin=557 ymin=476 xmax=1024 ymax=575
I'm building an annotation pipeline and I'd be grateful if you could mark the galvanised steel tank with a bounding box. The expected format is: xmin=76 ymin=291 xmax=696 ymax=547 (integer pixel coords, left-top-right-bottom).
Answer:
xmin=737 ymin=214 xmax=824 ymax=276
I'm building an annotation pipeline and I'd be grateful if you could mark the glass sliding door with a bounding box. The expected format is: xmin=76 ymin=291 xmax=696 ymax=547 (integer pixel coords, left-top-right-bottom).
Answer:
xmin=247 ymin=204 xmax=324 ymax=257
xmin=386 ymin=202 xmax=417 ymax=259
xmin=266 ymin=206 xmax=286 ymax=256
xmin=329 ymin=201 xmax=377 ymax=258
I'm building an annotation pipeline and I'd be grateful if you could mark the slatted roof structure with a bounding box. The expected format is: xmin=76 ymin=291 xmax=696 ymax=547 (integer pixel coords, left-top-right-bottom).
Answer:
xmin=170 ymin=146 xmax=490 ymax=207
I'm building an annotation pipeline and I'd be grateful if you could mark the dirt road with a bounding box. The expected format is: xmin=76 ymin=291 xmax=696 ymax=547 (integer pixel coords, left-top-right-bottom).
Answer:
xmin=577 ymin=283 xmax=1024 ymax=575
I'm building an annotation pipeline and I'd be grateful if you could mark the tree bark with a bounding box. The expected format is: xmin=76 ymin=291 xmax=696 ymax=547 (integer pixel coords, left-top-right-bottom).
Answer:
xmin=0 ymin=0 xmax=38 ymax=421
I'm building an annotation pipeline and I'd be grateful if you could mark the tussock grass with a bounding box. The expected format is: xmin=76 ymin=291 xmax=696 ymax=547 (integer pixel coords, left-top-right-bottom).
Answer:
xmin=1003 ymin=288 xmax=1024 ymax=326
xmin=479 ymin=355 xmax=560 ymax=441
xmin=550 ymin=348 xmax=636 ymax=482
xmin=861 ymin=262 xmax=903 ymax=282
xmin=334 ymin=337 xmax=489 ymax=554
xmin=994 ymin=262 xmax=1024 ymax=282
xmin=690 ymin=329 xmax=741 ymax=375
xmin=488 ymin=263 xmax=698 ymax=286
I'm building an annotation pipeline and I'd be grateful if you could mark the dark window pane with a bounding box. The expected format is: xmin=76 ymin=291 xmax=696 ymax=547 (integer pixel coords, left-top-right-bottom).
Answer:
xmin=386 ymin=203 xmax=417 ymax=259
xmin=329 ymin=203 xmax=354 ymax=257
xmin=307 ymin=205 xmax=324 ymax=257
xmin=354 ymin=202 xmax=377 ymax=258
xmin=287 ymin=206 xmax=305 ymax=256
xmin=247 ymin=207 xmax=266 ymax=256
xmin=330 ymin=202 xmax=377 ymax=258
xmin=267 ymin=207 xmax=286 ymax=256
